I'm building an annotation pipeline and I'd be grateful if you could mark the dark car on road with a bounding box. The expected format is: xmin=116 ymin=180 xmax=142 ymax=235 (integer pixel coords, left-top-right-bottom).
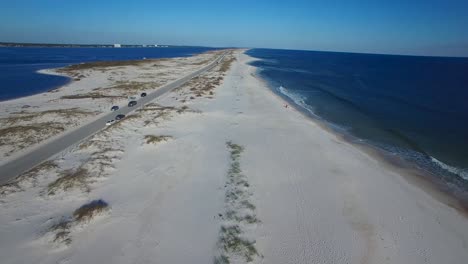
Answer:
xmin=115 ymin=114 xmax=126 ymax=120
xmin=128 ymin=101 xmax=137 ymax=107
xmin=111 ymin=105 xmax=119 ymax=111
xmin=141 ymin=92 xmax=147 ymax=97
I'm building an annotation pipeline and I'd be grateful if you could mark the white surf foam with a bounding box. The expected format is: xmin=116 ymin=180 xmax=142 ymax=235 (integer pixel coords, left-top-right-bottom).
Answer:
xmin=280 ymin=84 xmax=468 ymax=186
xmin=278 ymin=86 xmax=316 ymax=117
xmin=431 ymin=157 xmax=468 ymax=181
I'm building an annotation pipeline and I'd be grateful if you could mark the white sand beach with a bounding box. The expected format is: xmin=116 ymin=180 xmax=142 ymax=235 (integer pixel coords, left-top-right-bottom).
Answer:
xmin=1 ymin=49 xmax=468 ymax=264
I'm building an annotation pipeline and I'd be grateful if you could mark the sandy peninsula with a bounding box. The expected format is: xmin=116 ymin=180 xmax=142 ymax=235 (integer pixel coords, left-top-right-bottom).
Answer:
xmin=1 ymin=49 xmax=468 ymax=264
xmin=0 ymin=50 xmax=223 ymax=163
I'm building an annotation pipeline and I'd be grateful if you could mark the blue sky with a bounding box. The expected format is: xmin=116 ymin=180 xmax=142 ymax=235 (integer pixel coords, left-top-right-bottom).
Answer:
xmin=1 ymin=0 xmax=468 ymax=56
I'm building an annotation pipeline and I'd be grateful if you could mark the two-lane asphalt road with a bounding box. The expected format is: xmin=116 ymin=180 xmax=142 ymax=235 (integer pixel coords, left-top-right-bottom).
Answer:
xmin=0 ymin=53 xmax=226 ymax=185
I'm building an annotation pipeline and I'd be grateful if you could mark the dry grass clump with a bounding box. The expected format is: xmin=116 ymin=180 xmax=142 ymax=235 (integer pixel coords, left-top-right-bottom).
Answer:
xmin=0 ymin=108 xmax=98 ymax=156
xmin=181 ymin=75 xmax=223 ymax=98
xmin=0 ymin=123 xmax=65 ymax=143
xmin=78 ymin=136 xmax=118 ymax=150
xmin=0 ymin=160 xmax=58 ymax=196
xmin=49 ymin=141 xmax=123 ymax=195
xmin=217 ymin=225 xmax=258 ymax=263
xmin=175 ymin=52 xmax=235 ymax=100
xmin=24 ymin=160 xmax=58 ymax=178
xmin=139 ymin=103 xmax=192 ymax=114
xmin=138 ymin=103 xmax=175 ymax=112
xmin=0 ymin=123 xmax=65 ymax=157
xmin=1 ymin=108 xmax=95 ymax=126
xmin=56 ymin=135 xmax=123 ymax=194
xmin=134 ymin=103 xmax=195 ymax=127
xmin=50 ymin=217 xmax=73 ymax=245
xmin=215 ymin=141 xmax=260 ymax=263
xmin=227 ymin=141 xmax=244 ymax=158
xmin=73 ymin=199 xmax=109 ymax=222
xmin=144 ymin=135 xmax=172 ymax=144
xmin=192 ymin=58 xmax=213 ymax=66
xmin=88 ymin=147 xmax=123 ymax=177
xmin=0 ymin=123 xmax=63 ymax=136
xmin=61 ymin=92 xmax=124 ymax=100
xmin=47 ymin=167 xmax=90 ymax=195
xmin=101 ymin=81 xmax=159 ymax=95
xmin=57 ymin=59 xmax=158 ymax=72
xmin=78 ymin=139 xmax=99 ymax=150
xmin=49 ymin=199 xmax=110 ymax=245
xmin=214 ymin=255 xmax=230 ymax=264
xmin=219 ymin=55 xmax=236 ymax=74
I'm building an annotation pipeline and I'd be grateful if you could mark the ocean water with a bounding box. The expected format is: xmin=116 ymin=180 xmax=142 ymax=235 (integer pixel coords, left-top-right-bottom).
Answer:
xmin=0 ymin=46 xmax=217 ymax=101
xmin=247 ymin=49 xmax=468 ymax=191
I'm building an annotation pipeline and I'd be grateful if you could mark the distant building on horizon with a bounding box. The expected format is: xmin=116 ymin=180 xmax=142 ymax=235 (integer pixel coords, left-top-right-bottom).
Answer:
xmin=114 ymin=44 xmax=121 ymax=48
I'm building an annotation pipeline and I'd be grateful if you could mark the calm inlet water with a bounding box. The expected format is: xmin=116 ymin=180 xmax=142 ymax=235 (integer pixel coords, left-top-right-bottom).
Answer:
xmin=247 ymin=49 xmax=468 ymax=192
xmin=0 ymin=47 xmax=217 ymax=101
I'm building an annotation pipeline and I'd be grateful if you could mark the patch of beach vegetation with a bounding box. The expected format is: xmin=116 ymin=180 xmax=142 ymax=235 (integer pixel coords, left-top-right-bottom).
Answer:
xmin=215 ymin=141 xmax=260 ymax=263
xmin=0 ymin=160 xmax=58 ymax=197
xmin=47 ymin=166 xmax=91 ymax=195
xmin=73 ymin=199 xmax=110 ymax=222
xmin=6 ymin=128 xmax=120 ymax=201
xmin=174 ymin=51 xmax=236 ymax=101
xmin=0 ymin=108 xmax=98 ymax=157
xmin=0 ymin=108 xmax=96 ymax=126
xmin=60 ymin=92 xmax=124 ymax=100
xmin=191 ymin=58 xmax=213 ymax=66
xmin=0 ymin=122 xmax=65 ymax=149
xmin=129 ymin=103 xmax=196 ymax=127
xmin=48 ymin=132 xmax=124 ymax=196
xmin=56 ymin=59 xmax=158 ymax=72
xmin=48 ymin=199 xmax=110 ymax=246
xmin=144 ymin=135 xmax=173 ymax=144
xmin=49 ymin=217 xmax=73 ymax=245
xmin=216 ymin=225 xmax=258 ymax=263
xmin=219 ymin=53 xmax=236 ymax=74
xmin=100 ymin=80 xmax=162 ymax=95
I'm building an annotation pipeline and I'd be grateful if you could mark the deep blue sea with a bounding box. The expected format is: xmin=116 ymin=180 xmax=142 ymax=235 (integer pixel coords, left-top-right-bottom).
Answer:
xmin=247 ymin=49 xmax=468 ymax=191
xmin=0 ymin=47 xmax=217 ymax=101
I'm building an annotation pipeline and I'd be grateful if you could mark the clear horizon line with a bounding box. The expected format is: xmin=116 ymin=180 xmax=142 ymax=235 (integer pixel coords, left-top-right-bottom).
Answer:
xmin=1 ymin=41 xmax=467 ymax=59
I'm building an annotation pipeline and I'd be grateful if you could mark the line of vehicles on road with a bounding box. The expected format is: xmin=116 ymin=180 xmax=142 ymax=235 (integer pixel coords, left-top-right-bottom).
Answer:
xmin=106 ymin=92 xmax=147 ymax=126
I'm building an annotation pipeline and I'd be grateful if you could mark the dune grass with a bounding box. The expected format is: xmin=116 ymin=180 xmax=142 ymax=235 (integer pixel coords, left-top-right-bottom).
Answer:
xmin=220 ymin=55 xmax=236 ymax=74
xmin=144 ymin=135 xmax=172 ymax=144
xmin=215 ymin=141 xmax=260 ymax=263
xmin=61 ymin=92 xmax=124 ymax=100
xmin=3 ymin=108 xmax=96 ymax=125
xmin=102 ymin=80 xmax=158 ymax=94
xmin=0 ymin=123 xmax=65 ymax=144
xmin=73 ymin=199 xmax=109 ymax=222
xmin=219 ymin=225 xmax=258 ymax=262
xmin=0 ymin=123 xmax=66 ymax=157
xmin=49 ymin=199 xmax=110 ymax=245
xmin=47 ymin=167 xmax=90 ymax=195
xmin=50 ymin=217 xmax=73 ymax=245
xmin=56 ymin=59 xmax=158 ymax=72
xmin=0 ymin=108 xmax=98 ymax=157
xmin=0 ymin=160 xmax=58 ymax=196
